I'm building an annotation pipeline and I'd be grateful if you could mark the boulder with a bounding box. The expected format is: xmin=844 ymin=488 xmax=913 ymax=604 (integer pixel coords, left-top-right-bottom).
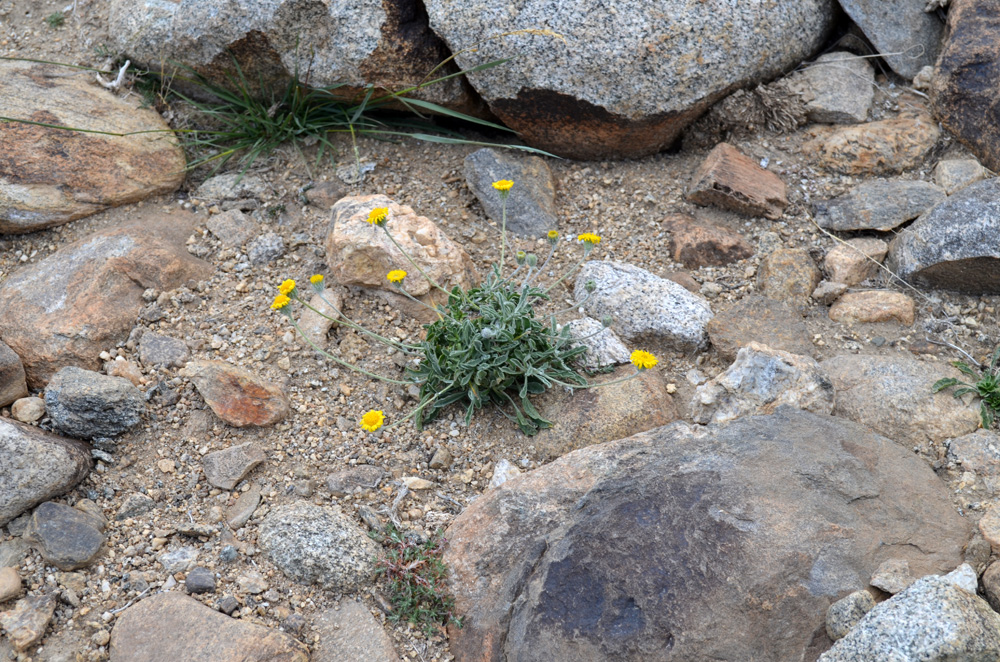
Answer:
xmin=836 ymin=0 xmax=944 ymax=79
xmin=424 ymin=0 xmax=835 ymax=158
xmin=0 ymin=418 xmax=92 ymax=527
xmin=0 ymin=60 xmax=185 ymax=232
xmin=44 ymin=367 xmax=145 ymax=440
xmin=887 ymin=178 xmax=1000 ymax=294
xmin=814 ymin=179 xmax=945 ymax=232
xmin=463 ymin=148 xmax=558 ymax=238
xmin=0 ymin=213 xmax=212 ymax=388
xmin=444 ymin=408 xmax=969 ymax=662
xmin=0 ymin=340 xmax=27 ymax=408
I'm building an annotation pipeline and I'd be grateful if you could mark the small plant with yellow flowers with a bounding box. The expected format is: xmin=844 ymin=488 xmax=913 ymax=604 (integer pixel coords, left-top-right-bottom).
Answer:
xmin=270 ymin=180 xmax=659 ymax=436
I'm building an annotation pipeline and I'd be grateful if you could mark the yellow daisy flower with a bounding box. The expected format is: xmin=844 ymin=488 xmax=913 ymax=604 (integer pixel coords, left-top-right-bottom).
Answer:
xmin=367 ymin=207 xmax=389 ymax=225
xmin=578 ymin=232 xmax=602 ymax=245
xmin=630 ymin=350 xmax=658 ymax=370
xmin=360 ymin=410 xmax=385 ymax=432
xmin=278 ymin=279 xmax=296 ymax=295
xmin=271 ymin=294 xmax=291 ymax=310
xmin=310 ymin=274 xmax=324 ymax=285
xmin=386 ymin=270 xmax=407 ymax=284
xmin=547 ymin=230 xmax=559 ymax=239
xmin=491 ymin=179 xmax=514 ymax=192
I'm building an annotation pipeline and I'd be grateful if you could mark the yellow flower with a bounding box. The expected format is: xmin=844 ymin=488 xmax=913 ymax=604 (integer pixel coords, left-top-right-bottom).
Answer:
xmin=578 ymin=232 xmax=602 ymax=245
xmin=278 ymin=279 xmax=296 ymax=295
xmin=271 ymin=294 xmax=291 ymax=310
xmin=492 ymin=179 xmax=514 ymax=192
xmin=310 ymin=274 xmax=324 ymax=285
xmin=547 ymin=230 xmax=559 ymax=239
xmin=386 ymin=270 xmax=407 ymax=284
xmin=360 ymin=410 xmax=385 ymax=432
xmin=367 ymin=207 xmax=389 ymax=225
xmin=630 ymin=350 xmax=658 ymax=370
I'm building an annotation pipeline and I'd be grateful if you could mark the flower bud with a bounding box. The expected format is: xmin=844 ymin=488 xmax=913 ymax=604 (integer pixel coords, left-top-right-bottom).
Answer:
xmin=585 ymin=280 xmax=597 ymax=294
xmin=481 ymin=327 xmax=498 ymax=340
xmin=516 ymin=250 xmax=527 ymax=265
xmin=526 ymin=253 xmax=538 ymax=267
xmin=601 ymin=315 xmax=613 ymax=327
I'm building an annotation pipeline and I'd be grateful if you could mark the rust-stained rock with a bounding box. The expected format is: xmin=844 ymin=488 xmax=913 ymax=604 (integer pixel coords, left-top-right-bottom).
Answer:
xmin=0 ymin=213 xmax=212 ymax=388
xmin=181 ymin=361 xmax=289 ymax=428
xmin=829 ymin=291 xmax=915 ymax=326
xmin=0 ymin=60 xmax=185 ymax=233
xmin=687 ymin=143 xmax=788 ymax=219
xmin=806 ymin=112 xmax=941 ymax=175
xmin=757 ymin=248 xmax=822 ymax=305
xmin=662 ymin=213 xmax=754 ymax=268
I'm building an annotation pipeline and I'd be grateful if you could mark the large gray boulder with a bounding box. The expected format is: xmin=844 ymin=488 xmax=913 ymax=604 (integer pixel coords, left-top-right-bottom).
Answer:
xmin=444 ymin=408 xmax=969 ymax=662
xmin=424 ymin=0 xmax=836 ymax=158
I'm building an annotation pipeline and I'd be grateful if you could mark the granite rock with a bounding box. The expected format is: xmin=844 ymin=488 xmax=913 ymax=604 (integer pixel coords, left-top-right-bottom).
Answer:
xmin=44 ymin=367 xmax=144 ymax=440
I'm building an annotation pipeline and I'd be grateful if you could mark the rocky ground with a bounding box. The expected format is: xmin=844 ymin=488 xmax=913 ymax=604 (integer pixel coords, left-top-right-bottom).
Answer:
xmin=3 ymin=1 xmax=1000 ymax=661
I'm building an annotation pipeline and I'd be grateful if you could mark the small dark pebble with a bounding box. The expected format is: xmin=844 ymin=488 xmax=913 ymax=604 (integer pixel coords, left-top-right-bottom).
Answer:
xmin=217 ymin=595 xmax=240 ymax=615
xmin=283 ymin=613 xmax=307 ymax=634
xmin=186 ymin=566 xmax=216 ymax=594
xmin=871 ymin=336 xmax=886 ymax=347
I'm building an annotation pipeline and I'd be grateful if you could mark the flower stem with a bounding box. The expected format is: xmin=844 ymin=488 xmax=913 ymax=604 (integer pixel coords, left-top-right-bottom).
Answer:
xmin=298 ymin=293 xmax=420 ymax=353
xmin=381 ymin=227 xmax=453 ymax=298
xmin=289 ymin=318 xmax=413 ymax=385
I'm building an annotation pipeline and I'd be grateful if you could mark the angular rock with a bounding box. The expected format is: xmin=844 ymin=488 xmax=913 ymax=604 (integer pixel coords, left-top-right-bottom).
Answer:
xmin=814 ymin=179 xmax=946 ymax=232
xmin=662 ymin=213 xmax=754 ymax=268
xmin=0 ymin=540 xmax=29 ymax=570
xmin=181 ymin=360 xmax=289 ymax=427
xmin=932 ymin=1 xmax=1000 ymax=172
xmin=226 ymin=484 xmax=261 ymax=530
xmin=138 ymin=333 xmax=190 ymax=369
xmin=116 ymin=493 xmax=155 ymax=521
xmin=533 ymin=364 xmax=677 ymax=460
xmin=24 ymin=502 xmax=105 ymax=571
xmin=984 ymin=562 xmax=1000 ymax=612
xmin=934 ymin=158 xmax=986 ymax=196
xmin=195 ymin=174 xmax=269 ymax=202
xmin=757 ymin=248 xmax=822 ymax=305
xmin=818 ymin=575 xmax=1000 ymax=661
xmin=326 ymin=465 xmax=385 ymax=497
xmin=44 ymin=367 xmax=144 ymax=440
xmin=296 ymin=289 xmax=343 ymax=347
xmin=109 ymin=592 xmax=308 ymax=662
xmin=826 ymin=590 xmax=876 ymax=641
xmin=888 ymin=178 xmax=1000 ymax=294
xmin=790 ymin=51 xmax=874 ymax=124
xmin=312 ymin=601 xmax=401 ymax=662
xmin=687 ymin=143 xmax=788 ymax=219
xmin=463 ymin=148 xmax=557 ymax=238
xmin=808 ymin=113 xmax=941 ymax=175
xmin=812 ymin=280 xmax=849 ymax=306
xmin=0 ymin=60 xmax=185 ymax=233
xmin=564 ymin=317 xmax=630 ymax=372
xmin=303 ymin=181 xmax=346 ymax=210
xmin=706 ymin=295 xmax=814 ymax=361
xmin=10 ymin=397 xmax=44 ymax=424
xmin=327 ymin=195 xmax=478 ymax=301
xmin=870 ymin=558 xmax=915 ymax=594
xmin=829 ymin=291 xmax=915 ymax=325
xmin=425 ymin=1 xmax=834 ymax=158
xmin=205 ymin=209 xmax=257 ymax=248
xmin=202 ymin=442 xmax=266 ymax=490
xmin=824 ymin=238 xmax=888 ymax=286
xmin=158 ymin=547 xmax=199 ymax=575
xmin=691 ymin=342 xmax=834 ymax=426
xmin=836 ymin=0 xmax=944 ymax=79
xmin=0 ymin=593 xmax=57 ymax=652
xmin=0 ymin=419 xmax=91 ymax=527
xmin=258 ymin=502 xmax=378 ymax=591
xmin=185 ymin=567 xmax=215 ymax=595
xmin=0 ymin=213 xmax=212 ymax=388
xmin=979 ymin=503 xmax=1000 ymax=556
xmin=444 ymin=408 xmax=969 ymax=662
xmin=821 ymin=354 xmax=980 ymax=453
xmin=0 ymin=567 xmax=22 ymax=604
xmin=575 ymin=261 xmax=713 ymax=355
xmin=947 ymin=430 xmax=1000 ymax=495
xmin=0 ymin=340 xmax=27 ymax=408
xmin=105 ymin=360 xmax=144 ymax=387
xmin=247 ymin=232 xmax=285 ymax=266
xmin=488 ymin=459 xmax=522 ymax=490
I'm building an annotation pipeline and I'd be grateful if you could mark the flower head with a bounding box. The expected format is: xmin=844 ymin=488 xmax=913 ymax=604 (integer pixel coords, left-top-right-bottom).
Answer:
xmin=367 ymin=207 xmax=389 ymax=226
xmin=630 ymin=350 xmax=658 ymax=370
xmin=491 ymin=179 xmax=513 ymax=193
xmin=271 ymin=294 xmax=291 ymax=310
xmin=360 ymin=410 xmax=385 ymax=432
xmin=310 ymin=274 xmax=324 ymax=285
xmin=386 ymin=270 xmax=407 ymax=284
xmin=278 ymin=279 xmax=296 ymax=295
xmin=546 ymin=229 xmax=559 ymax=245
xmin=578 ymin=232 xmax=602 ymax=245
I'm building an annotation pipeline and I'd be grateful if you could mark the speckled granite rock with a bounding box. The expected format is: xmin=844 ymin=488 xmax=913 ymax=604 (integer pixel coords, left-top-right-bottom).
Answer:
xmin=826 ymin=590 xmax=876 ymax=641
xmin=0 ymin=340 xmax=27 ymax=408
xmin=564 ymin=317 xmax=630 ymax=372
xmin=44 ymin=367 xmax=144 ymax=441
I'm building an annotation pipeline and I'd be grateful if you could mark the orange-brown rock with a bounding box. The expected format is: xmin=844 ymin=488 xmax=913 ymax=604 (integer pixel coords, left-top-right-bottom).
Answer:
xmin=0 ymin=60 xmax=185 ymax=233
xmin=181 ymin=360 xmax=289 ymax=427
xmin=829 ymin=291 xmax=915 ymax=326
xmin=806 ymin=112 xmax=941 ymax=175
xmin=0 ymin=340 xmax=27 ymax=408
xmin=757 ymin=248 xmax=822 ymax=306
xmin=823 ymin=238 xmax=889 ymax=286
xmin=0 ymin=213 xmax=212 ymax=388
xmin=687 ymin=143 xmax=788 ymax=219
xmin=662 ymin=214 xmax=754 ymax=268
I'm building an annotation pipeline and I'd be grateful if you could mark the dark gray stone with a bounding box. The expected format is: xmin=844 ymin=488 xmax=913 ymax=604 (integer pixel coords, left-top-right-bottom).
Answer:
xmin=463 ymin=148 xmax=557 ymax=238
xmin=139 ymin=333 xmax=190 ymax=368
xmin=116 ymin=493 xmax=156 ymax=521
xmin=216 ymin=595 xmax=240 ymax=615
xmin=185 ymin=567 xmax=216 ymax=594
xmin=44 ymin=367 xmax=144 ymax=440
xmin=0 ymin=339 xmax=27 ymax=408
xmin=887 ymin=178 xmax=1000 ymax=293
xmin=836 ymin=0 xmax=944 ymax=79
xmin=25 ymin=501 xmax=106 ymax=571
xmin=0 ymin=538 xmax=29 ymax=569
xmin=814 ymin=179 xmax=946 ymax=232
xmin=247 ymin=232 xmax=285 ymax=266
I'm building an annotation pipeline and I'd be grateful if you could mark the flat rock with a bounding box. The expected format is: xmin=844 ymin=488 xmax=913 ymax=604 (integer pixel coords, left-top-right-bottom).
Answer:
xmin=158 ymin=547 xmax=198 ymax=574
xmin=425 ymin=0 xmax=834 ymax=158
xmin=757 ymin=248 xmax=822 ymax=305
xmin=807 ymin=113 xmax=941 ymax=175
xmin=296 ymin=289 xmax=343 ymax=347
xmin=312 ymin=601 xmax=401 ymax=662
xmin=0 ymin=593 xmax=57 ymax=652
xmin=0 ymin=419 xmax=91 ymax=527
xmin=836 ymin=0 xmax=943 ymax=79
xmin=563 ymin=317 xmax=630 ymax=372
xmin=790 ymin=51 xmax=874 ymax=124
xmin=687 ymin=143 xmax=788 ymax=219
xmin=935 ymin=159 xmax=986 ymax=196
xmin=0 ymin=60 xmax=185 ymax=233
xmin=181 ymin=360 xmax=289 ymax=427
xmin=947 ymin=430 xmax=1000 ymax=494
xmin=44 ymin=367 xmax=144 ymax=440
xmin=116 ymin=493 xmax=155 ymax=521
xmin=0 ymin=340 xmax=27 ymax=408
xmin=533 ymin=364 xmax=677 ymax=460
xmin=829 ymin=291 xmax=915 ymax=325
xmin=662 ymin=213 xmax=753 ymax=268
xmin=691 ymin=342 xmax=834 ymax=425
xmin=818 ymin=574 xmax=1000 ymax=661
xmin=0 ymin=540 xmax=30 ymax=569
xmin=826 ymin=590 xmax=876 ymax=641
xmin=815 ymin=179 xmax=945 ymax=232
xmin=138 ymin=333 xmax=190 ymax=368
xmin=821 ymin=354 xmax=980 ymax=454
xmin=205 ymin=209 xmax=258 ymax=248
xmin=24 ymin=501 xmax=105 ymax=571
xmin=258 ymin=502 xmax=378 ymax=592
xmin=195 ymin=174 xmax=269 ymax=202
xmin=824 ymin=238 xmax=888 ymax=286
xmin=463 ymin=148 xmax=557 ymax=238
xmin=444 ymin=408 xmax=969 ymax=662
xmin=870 ymin=558 xmax=915 ymax=595
xmin=887 ymin=178 xmax=1000 ymax=294
xmin=0 ymin=213 xmax=212 ymax=388
xmin=226 ymin=484 xmax=261 ymax=530
xmin=326 ymin=465 xmax=385 ymax=497
xmin=0 ymin=567 xmax=22 ymax=604
xmin=202 ymin=442 xmax=266 ymax=490
xmin=109 ymin=591 xmax=308 ymax=662
xmin=575 ymin=261 xmax=713 ymax=355
xmin=812 ymin=280 xmax=849 ymax=306
xmin=706 ymin=295 xmax=814 ymax=361
xmin=185 ymin=567 xmax=215 ymax=595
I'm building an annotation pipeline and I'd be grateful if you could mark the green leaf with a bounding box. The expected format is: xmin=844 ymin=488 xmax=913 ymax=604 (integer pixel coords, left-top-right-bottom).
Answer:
xmin=932 ymin=377 xmax=961 ymax=392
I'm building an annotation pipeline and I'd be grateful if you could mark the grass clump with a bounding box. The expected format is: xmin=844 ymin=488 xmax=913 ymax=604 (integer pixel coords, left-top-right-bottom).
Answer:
xmin=933 ymin=345 xmax=1000 ymax=429
xmin=372 ymin=525 xmax=460 ymax=636
xmin=45 ymin=11 xmax=65 ymax=28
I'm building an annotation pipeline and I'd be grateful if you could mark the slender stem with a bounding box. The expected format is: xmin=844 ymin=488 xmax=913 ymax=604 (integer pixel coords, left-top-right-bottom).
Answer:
xmin=523 ymin=242 xmax=556 ymax=289
xmin=499 ymin=195 xmax=508 ymax=280
xmin=394 ymin=285 xmax=448 ymax=321
xmin=381 ymin=227 xmax=453 ymax=297
xmin=289 ymin=319 xmax=412 ymax=385
xmin=297 ymin=296 xmax=419 ymax=353
xmin=550 ymin=291 xmax=590 ymax=317
xmin=542 ymin=256 xmax=586 ymax=295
